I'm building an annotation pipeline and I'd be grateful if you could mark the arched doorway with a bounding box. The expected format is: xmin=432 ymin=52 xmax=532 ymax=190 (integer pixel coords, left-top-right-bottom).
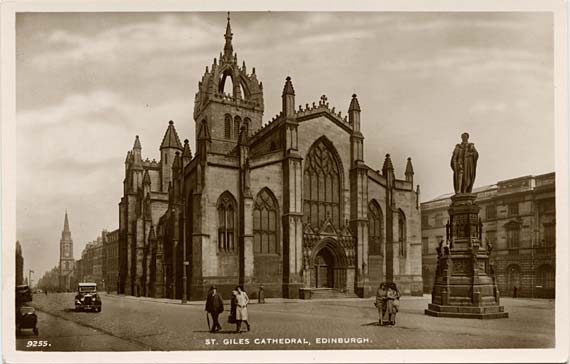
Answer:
xmin=315 ymin=248 xmax=335 ymax=288
xmin=310 ymin=239 xmax=348 ymax=291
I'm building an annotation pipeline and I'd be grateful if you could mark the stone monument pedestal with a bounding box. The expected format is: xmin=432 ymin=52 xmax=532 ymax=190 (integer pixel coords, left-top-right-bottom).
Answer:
xmin=425 ymin=193 xmax=508 ymax=319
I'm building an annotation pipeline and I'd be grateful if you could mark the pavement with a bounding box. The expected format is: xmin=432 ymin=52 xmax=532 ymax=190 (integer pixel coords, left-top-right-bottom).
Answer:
xmin=20 ymin=292 xmax=554 ymax=351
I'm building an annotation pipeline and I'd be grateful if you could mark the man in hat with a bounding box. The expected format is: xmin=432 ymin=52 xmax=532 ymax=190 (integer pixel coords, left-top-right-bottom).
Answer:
xmin=205 ymin=285 xmax=224 ymax=333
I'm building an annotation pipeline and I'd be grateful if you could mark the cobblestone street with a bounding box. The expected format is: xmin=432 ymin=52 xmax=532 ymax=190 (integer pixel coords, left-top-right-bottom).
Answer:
xmin=21 ymin=293 xmax=555 ymax=351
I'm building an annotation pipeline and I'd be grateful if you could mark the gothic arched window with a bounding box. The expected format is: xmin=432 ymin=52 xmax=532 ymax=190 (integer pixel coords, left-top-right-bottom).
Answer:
xmin=243 ymin=117 xmax=251 ymax=135
xmin=253 ymin=188 xmax=279 ymax=255
xmin=398 ymin=210 xmax=406 ymax=257
xmin=217 ymin=192 xmax=236 ymax=252
xmin=234 ymin=116 xmax=242 ymax=140
xmin=368 ymin=201 xmax=384 ymax=255
xmin=303 ymin=138 xmax=342 ymax=229
xmin=224 ymin=114 xmax=232 ymax=140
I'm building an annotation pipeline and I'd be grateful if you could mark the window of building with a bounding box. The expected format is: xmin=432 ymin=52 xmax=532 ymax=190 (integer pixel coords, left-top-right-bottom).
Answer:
xmin=506 ymin=222 xmax=520 ymax=248
xmin=224 ymin=114 xmax=232 ymax=139
xmin=543 ymin=223 xmax=555 ymax=247
xmin=486 ymin=230 xmax=497 ymax=248
xmin=217 ymin=192 xmax=236 ymax=252
xmin=508 ymin=202 xmax=519 ymax=216
xmin=422 ymin=237 xmax=429 ymax=255
xmin=421 ymin=214 xmax=429 ymax=228
xmin=486 ymin=205 xmax=496 ymax=219
xmin=234 ymin=116 xmax=241 ymax=140
xmin=398 ymin=210 xmax=406 ymax=257
xmin=243 ymin=118 xmax=251 ymax=135
xmin=253 ymin=188 xmax=279 ymax=255
xmin=435 ymin=214 xmax=443 ymax=227
xmin=368 ymin=201 xmax=384 ymax=256
xmin=303 ymin=138 xmax=341 ymax=229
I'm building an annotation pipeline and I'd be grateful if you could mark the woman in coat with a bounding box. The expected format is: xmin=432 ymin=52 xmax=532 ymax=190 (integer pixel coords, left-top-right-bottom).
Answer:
xmin=235 ymin=286 xmax=250 ymax=332
xmin=386 ymin=283 xmax=401 ymax=326
xmin=229 ymin=290 xmax=238 ymax=327
xmin=375 ymin=283 xmax=388 ymax=326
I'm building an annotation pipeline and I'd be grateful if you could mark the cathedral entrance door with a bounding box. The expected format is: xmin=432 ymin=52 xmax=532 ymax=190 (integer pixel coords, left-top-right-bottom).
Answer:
xmin=315 ymin=248 xmax=335 ymax=288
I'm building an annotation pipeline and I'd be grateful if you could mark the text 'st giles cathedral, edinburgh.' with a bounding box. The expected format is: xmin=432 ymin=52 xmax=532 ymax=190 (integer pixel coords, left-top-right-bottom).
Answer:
xmin=118 ymin=15 xmax=423 ymax=300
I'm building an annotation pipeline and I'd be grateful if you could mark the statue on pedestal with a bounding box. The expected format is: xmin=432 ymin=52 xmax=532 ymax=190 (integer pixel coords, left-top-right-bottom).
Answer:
xmin=451 ymin=132 xmax=479 ymax=194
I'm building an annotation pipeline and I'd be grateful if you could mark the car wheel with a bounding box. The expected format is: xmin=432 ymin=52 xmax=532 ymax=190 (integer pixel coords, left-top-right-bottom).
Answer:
xmin=97 ymin=307 xmax=102 ymax=313
xmin=33 ymin=327 xmax=38 ymax=336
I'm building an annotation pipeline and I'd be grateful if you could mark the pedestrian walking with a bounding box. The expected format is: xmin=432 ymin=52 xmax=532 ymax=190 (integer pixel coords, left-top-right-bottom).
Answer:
xmin=205 ymin=285 xmax=224 ymax=333
xmin=374 ymin=283 xmax=388 ymax=326
xmin=258 ymin=285 xmax=266 ymax=304
xmin=386 ymin=283 xmax=401 ymax=326
xmin=513 ymin=286 xmax=518 ymax=298
xmin=228 ymin=289 xmax=238 ymax=326
xmin=235 ymin=286 xmax=250 ymax=333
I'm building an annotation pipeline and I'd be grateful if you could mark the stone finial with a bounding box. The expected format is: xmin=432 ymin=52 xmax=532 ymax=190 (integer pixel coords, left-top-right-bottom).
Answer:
xmin=349 ymin=93 xmax=361 ymax=112
xmin=382 ymin=153 xmax=394 ymax=173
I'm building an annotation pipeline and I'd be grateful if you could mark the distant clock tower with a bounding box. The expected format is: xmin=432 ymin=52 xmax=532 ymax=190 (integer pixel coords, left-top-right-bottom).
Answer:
xmin=59 ymin=210 xmax=75 ymax=291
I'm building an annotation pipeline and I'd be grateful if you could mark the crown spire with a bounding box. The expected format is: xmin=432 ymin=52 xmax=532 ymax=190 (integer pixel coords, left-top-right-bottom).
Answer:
xmin=223 ymin=12 xmax=233 ymax=58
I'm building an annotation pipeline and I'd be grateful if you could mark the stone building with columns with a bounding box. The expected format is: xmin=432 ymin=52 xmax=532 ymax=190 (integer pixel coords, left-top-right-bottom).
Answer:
xmin=119 ymin=16 xmax=422 ymax=300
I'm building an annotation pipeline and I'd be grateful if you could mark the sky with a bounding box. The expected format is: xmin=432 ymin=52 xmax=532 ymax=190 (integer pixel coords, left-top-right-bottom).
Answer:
xmin=15 ymin=12 xmax=554 ymax=281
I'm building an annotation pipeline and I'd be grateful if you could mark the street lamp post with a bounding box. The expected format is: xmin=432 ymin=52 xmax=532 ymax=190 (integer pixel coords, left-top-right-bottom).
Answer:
xmin=181 ymin=180 xmax=188 ymax=304
xmin=28 ymin=269 xmax=34 ymax=289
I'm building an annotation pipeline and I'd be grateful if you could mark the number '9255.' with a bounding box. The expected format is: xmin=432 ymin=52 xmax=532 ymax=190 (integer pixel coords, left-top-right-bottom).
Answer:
xmin=26 ymin=340 xmax=50 ymax=348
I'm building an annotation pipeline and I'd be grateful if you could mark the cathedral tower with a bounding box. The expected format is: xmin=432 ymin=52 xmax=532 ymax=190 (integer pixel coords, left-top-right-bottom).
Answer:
xmin=193 ymin=13 xmax=264 ymax=155
xmin=59 ymin=211 xmax=75 ymax=291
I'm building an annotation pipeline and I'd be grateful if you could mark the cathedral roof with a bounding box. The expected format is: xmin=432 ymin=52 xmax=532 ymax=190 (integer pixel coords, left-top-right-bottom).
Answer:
xmin=160 ymin=120 xmax=183 ymax=150
xmin=193 ymin=14 xmax=264 ymax=120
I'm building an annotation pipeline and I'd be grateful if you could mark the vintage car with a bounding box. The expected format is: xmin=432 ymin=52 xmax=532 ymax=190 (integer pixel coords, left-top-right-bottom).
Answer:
xmin=16 ymin=305 xmax=38 ymax=335
xmin=75 ymin=282 xmax=102 ymax=312
xmin=16 ymin=285 xmax=33 ymax=306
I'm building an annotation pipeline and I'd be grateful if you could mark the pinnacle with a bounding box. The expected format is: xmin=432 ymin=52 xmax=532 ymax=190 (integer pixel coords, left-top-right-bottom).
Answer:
xmin=405 ymin=157 xmax=414 ymax=175
xmin=160 ymin=120 xmax=183 ymax=150
xmin=382 ymin=153 xmax=394 ymax=172
xmin=349 ymin=93 xmax=361 ymax=112
xmin=282 ymin=76 xmax=295 ymax=96
xmin=133 ymin=135 xmax=142 ymax=150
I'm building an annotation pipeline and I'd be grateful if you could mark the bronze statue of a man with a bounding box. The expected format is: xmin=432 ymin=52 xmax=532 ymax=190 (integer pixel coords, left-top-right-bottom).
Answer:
xmin=451 ymin=132 xmax=479 ymax=193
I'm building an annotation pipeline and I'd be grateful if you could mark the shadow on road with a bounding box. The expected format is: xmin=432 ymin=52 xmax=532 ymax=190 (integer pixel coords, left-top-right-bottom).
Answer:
xmin=62 ymin=308 xmax=76 ymax=313
xmin=193 ymin=329 xmax=244 ymax=334
xmin=361 ymin=321 xmax=380 ymax=326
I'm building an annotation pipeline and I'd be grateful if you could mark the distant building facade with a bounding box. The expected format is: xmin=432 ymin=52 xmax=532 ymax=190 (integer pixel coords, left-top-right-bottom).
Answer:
xmin=104 ymin=229 xmax=120 ymax=293
xmin=421 ymin=173 xmax=555 ymax=298
xmin=76 ymin=234 xmax=104 ymax=287
xmin=16 ymin=241 xmax=24 ymax=285
xmin=118 ymin=16 xmax=423 ymax=300
xmin=59 ymin=211 xmax=75 ymax=291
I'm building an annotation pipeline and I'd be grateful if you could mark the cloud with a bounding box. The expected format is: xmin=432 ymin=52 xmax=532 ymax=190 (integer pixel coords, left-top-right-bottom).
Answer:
xmin=32 ymin=15 xmax=220 ymax=70
xmin=468 ymin=101 xmax=507 ymax=114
